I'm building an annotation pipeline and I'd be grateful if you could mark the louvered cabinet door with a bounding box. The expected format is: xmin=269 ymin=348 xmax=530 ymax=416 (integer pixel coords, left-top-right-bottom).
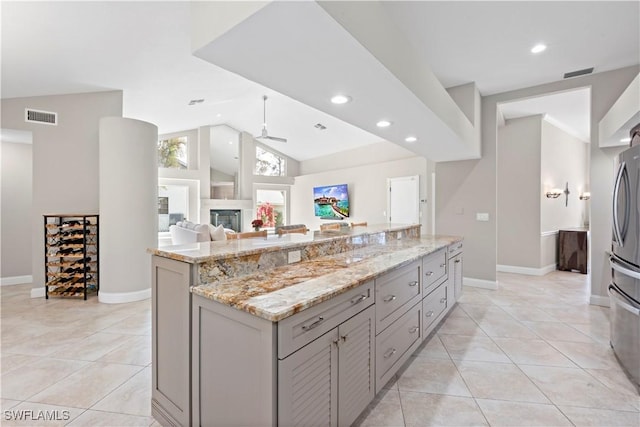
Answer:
xmin=278 ymin=329 xmax=339 ymax=427
xmin=337 ymin=305 xmax=375 ymax=427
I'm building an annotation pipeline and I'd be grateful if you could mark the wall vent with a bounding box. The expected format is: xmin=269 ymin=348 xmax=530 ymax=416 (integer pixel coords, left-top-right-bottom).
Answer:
xmin=25 ymin=108 xmax=58 ymax=125
xmin=563 ymin=67 xmax=594 ymax=79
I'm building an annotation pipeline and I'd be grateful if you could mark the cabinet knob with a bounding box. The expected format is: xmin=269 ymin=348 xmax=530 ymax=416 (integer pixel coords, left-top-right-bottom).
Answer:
xmin=408 ymin=281 xmax=418 ymax=287
xmin=302 ymin=316 xmax=324 ymax=331
xmin=383 ymin=348 xmax=397 ymax=359
xmin=409 ymin=326 xmax=419 ymax=334
xmin=455 ymin=259 xmax=461 ymax=264
xmin=383 ymin=295 xmax=397 ymax=303
xmin=425 ymin=310 xmax=434 ymax=318
xmin=440 ymin=298 xmax=447 ymax=304
xmin=440 ymin=263 xmax=446 ymax=268
xmin=425 ymin=271 xmax=434 ymax=276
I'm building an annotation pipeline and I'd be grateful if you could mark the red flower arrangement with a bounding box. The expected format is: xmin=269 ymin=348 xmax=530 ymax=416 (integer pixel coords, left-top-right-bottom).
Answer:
xmin=251 ymin=219 xmax=264 ymax=230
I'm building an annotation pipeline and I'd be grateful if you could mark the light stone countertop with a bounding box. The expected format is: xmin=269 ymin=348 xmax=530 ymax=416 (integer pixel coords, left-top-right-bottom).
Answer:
xmin=148 ymin=223 xmax=420 ymax=264
xmin=191 ymin=235 xmax=462 ymax=322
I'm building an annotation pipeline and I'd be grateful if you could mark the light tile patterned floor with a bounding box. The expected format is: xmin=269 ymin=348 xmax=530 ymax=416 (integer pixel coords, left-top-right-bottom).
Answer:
xmin=1 ymin=271 xmax=639 ymax=426
xmin=355 ymin=271 xmax=640 ymax=426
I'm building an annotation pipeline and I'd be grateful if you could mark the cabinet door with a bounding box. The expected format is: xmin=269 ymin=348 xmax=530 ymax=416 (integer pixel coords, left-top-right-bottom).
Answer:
xmin=448 ymin=253 xmax=463 ymax=302
xmin=338 ymin=305 xmax=375 ymax=427
xmin=279 ymin=329 xmax=338 ymax=427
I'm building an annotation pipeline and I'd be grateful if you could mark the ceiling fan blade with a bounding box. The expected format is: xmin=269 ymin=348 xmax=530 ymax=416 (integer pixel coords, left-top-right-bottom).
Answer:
xmin=266 ymin=135 xmax=287 ymax=143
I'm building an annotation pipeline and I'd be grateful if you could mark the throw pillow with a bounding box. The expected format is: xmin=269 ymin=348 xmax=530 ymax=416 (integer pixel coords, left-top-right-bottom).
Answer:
xmin=208 ymin=224 xmax=227 ymax=241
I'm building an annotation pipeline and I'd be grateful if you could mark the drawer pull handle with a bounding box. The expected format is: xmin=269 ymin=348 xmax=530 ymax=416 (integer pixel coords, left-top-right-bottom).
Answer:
xmin=440 ymin=298 xmax=447 ymax=303
xmin=302 ymin=316 xmax=324 ymax=331
xmin=384 ymin=295 xmax=397 ymax=303
xmin=425 ymin=271 xmax=434 ymax=276
xmin=383 ymin=348 xmax=397 ymax=359
xmin=457 ymin=244 xmax=463 ymax=249
xmin=425 ymin=310 xmax=434 ymax=317
xmin=409 ymin=326 xmax=419 ymax=333
xmin=455 ymin=259 xmax=461 ymax=264
xmin=350 ymin=294 xmax=368 ymax=305
xmin=440 ymin=263 xmax=446 ymax=268
xmin=408 ymin=281 xmax=418 ymax=287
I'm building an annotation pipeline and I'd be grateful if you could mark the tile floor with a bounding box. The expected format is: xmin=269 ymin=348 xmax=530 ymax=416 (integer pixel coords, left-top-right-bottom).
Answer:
xmin=1 ymin=271 xmax=638 ymax=426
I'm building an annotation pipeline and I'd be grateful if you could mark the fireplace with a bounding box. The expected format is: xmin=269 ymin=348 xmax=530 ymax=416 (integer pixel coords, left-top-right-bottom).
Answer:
xmin=210 ymin=209 xmax=241 ymax=232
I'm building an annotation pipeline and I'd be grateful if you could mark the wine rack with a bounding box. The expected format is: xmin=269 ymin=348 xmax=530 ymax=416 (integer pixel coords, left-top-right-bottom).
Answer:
xmin=44 ymin=214 xmax=99 ymax=300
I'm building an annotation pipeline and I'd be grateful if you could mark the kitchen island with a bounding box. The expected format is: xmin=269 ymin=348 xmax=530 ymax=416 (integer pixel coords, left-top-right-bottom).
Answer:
xmin=149 ymin=224 xmax=463 ymax=426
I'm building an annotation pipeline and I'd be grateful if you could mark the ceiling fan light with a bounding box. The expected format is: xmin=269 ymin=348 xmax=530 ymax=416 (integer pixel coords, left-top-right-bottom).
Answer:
xmin=331 ymin=95 xmax=351 ymax=105
xmin=376 ymin=120 xmax=392 ymax=128
xmin=530 ymin=43 xmax=547 ymax=54
xmin=405 ymin=136 xmax=417 ymax=143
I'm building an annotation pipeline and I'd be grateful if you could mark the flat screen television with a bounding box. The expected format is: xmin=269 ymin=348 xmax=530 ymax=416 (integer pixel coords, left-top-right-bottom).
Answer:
xmin=313 ymin=184 xmax=349 ymax=219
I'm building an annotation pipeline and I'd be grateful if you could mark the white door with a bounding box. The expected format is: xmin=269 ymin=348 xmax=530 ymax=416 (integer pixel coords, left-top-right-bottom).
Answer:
xmin=387 ymin=175 xmax=420 ymax=225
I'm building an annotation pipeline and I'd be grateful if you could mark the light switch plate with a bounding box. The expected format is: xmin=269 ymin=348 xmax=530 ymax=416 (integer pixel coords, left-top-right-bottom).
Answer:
xmin=288 ymin=250 xmax=301 ymax=264
xmin=476 ymin=212 xmax=489 ymax=221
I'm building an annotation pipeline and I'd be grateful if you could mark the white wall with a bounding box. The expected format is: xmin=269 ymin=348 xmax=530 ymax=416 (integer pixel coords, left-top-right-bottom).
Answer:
xmin=292 ymin=155 xmax=432 ymax=233
xmin=1 ymin=140 xmax=33 ymax=281
xmin=540 ymin=118 xmax=589 ymax=232
xmin=0 ymin=91 xmax=123 ymax=295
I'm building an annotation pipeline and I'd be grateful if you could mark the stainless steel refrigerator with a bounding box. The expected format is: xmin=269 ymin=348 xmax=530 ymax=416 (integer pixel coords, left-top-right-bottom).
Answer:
xmin=609 ymin=126 xmax=640 ymax=387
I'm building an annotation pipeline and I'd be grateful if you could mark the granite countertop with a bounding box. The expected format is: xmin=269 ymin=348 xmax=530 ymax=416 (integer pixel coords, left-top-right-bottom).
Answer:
xmin=148 ymin=223 xmax=419 ymax=264
xmin=191 ymin=235 xmax=462 ymax=322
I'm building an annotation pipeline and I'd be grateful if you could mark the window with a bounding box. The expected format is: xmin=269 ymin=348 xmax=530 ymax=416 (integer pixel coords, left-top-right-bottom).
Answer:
xmin=158 ymin=136 xmax=188 ymax=169
xmin=158 ymin=184 xmax=189 ymax=232
xmin=255 ymin=146 xmax=286 ymax=176
xmin=255 ymin=188 xmax=287 ymax=228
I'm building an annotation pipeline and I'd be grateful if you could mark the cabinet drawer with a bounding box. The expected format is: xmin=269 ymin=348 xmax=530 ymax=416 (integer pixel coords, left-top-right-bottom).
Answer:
xmin=422 ymin=282 xmax=448 ymax=338
xmin=376 ymin=301 xmax=421 ymax=391
xmin=423 ymin=249 xmax=447 ymax=295
xmin=278 ymin=281 xmax=374 ymax=359
xmin=448 ymin=241 xmax=463 ymax=258
xmin=375 ymin=260 xmax=421 ymax=333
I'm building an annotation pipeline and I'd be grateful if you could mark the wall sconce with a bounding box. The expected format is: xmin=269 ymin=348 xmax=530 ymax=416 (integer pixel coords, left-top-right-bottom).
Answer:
xmin=579 ymin=192 xmax=591 ymax=201
xmin=546 ymin=189 xmax=562 ymax=198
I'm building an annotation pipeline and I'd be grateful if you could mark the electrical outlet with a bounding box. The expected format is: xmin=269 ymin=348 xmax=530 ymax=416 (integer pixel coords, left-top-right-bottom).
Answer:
xmin=288 ymin=250 xmax=301 ymax=264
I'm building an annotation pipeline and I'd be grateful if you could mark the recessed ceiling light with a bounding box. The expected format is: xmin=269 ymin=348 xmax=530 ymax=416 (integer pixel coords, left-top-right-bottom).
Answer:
xmin=530 ymin=43 xmax=547 ymax=54
xmin=405 ymin=136 xmax=417 ymax=143
xmin=376 ymin=120 xmax=392 ymax=128
xmin=621 ymin=137 xmax=631 ymax=143
xmin=331 ymin=95 xmax=352 ymax=104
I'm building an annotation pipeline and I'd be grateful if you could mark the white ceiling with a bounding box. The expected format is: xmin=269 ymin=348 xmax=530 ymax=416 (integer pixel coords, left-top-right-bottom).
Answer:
xmin=2 ymin=1 xmax=638 ymax=160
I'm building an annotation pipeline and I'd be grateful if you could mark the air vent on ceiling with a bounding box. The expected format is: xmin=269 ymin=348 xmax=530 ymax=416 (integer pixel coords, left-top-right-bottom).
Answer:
xmin=563 ymin=67 xmax=594 ymax=79
xmin=25 ymin=108 xmax=57 ymax=125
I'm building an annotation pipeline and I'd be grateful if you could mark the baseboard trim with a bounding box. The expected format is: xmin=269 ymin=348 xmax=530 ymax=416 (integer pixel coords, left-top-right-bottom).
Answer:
xmin=463 ymin=277 xmax=498 ymax=290
xmin=1 ymin=275 xmax=33 ymax=286
xmin=98 ymin=287 xmax=151 ymax=304
xmin=30 ymin=287 xmax=45 ymax=298
xmin=590 ymin=294 xmax=610 ymax=307
xmin=497 ymin=264 xmax=557 ymax=276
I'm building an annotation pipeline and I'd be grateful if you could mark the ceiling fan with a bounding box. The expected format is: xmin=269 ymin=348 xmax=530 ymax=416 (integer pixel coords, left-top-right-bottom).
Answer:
xmin=256 ymin=95 xmax=287 ymax=143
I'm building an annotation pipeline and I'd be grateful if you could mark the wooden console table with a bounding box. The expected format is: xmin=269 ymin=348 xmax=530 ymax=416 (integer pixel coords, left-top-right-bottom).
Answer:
xmin=558 ymin=228 xmax=588 ymax=274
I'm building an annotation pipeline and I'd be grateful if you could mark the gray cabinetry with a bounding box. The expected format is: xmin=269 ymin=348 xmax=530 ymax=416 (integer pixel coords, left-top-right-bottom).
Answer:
xmin=448 ymin=242 xmax=464 ymax=302
xmin=375 ymin=260 xmax=421 ymax=333
xmin=151 ymin=256 xmax=191 ymax=427
xmin=422 ymin=248 xmax=447 ymax=295
xmin=422 ymin=282 xmax=449 ymax=338
xmin=278 ymin=304 xmax=375 ymax=427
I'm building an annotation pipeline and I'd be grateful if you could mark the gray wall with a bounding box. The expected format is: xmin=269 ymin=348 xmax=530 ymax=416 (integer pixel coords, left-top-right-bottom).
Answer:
xmin=1 ymin=91 xmax=123 ymax=293
xmin=436 ymin=65 xmax=638 ymax=301
xmin=1 ymin=141 xmax=33 ymax=279
xmin=497 ymin=116 xmax=542 ymax=269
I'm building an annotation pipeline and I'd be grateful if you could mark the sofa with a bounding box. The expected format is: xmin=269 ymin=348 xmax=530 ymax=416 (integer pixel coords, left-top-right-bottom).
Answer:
xmin=169 ymin=221 xmax=230 ymax=245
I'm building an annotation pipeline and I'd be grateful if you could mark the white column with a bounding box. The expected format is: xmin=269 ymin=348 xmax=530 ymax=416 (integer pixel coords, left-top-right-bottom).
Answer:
xmin=99 ymin=117 xmax=158 ymax=303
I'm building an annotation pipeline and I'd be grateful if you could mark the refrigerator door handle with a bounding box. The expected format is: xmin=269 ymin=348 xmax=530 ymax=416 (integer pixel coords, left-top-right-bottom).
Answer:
xmin=609 ymin=284 xmax=640 ymax=315
xmin=610 ymin=255 xmax=640 ymax=280
xmin=612 ymin=161 xmax=628 ymax=246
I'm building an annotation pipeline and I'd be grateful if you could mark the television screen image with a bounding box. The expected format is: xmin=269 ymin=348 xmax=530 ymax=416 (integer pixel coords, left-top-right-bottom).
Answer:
xmin=313 ymin=184 xmax=349 ymax=219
